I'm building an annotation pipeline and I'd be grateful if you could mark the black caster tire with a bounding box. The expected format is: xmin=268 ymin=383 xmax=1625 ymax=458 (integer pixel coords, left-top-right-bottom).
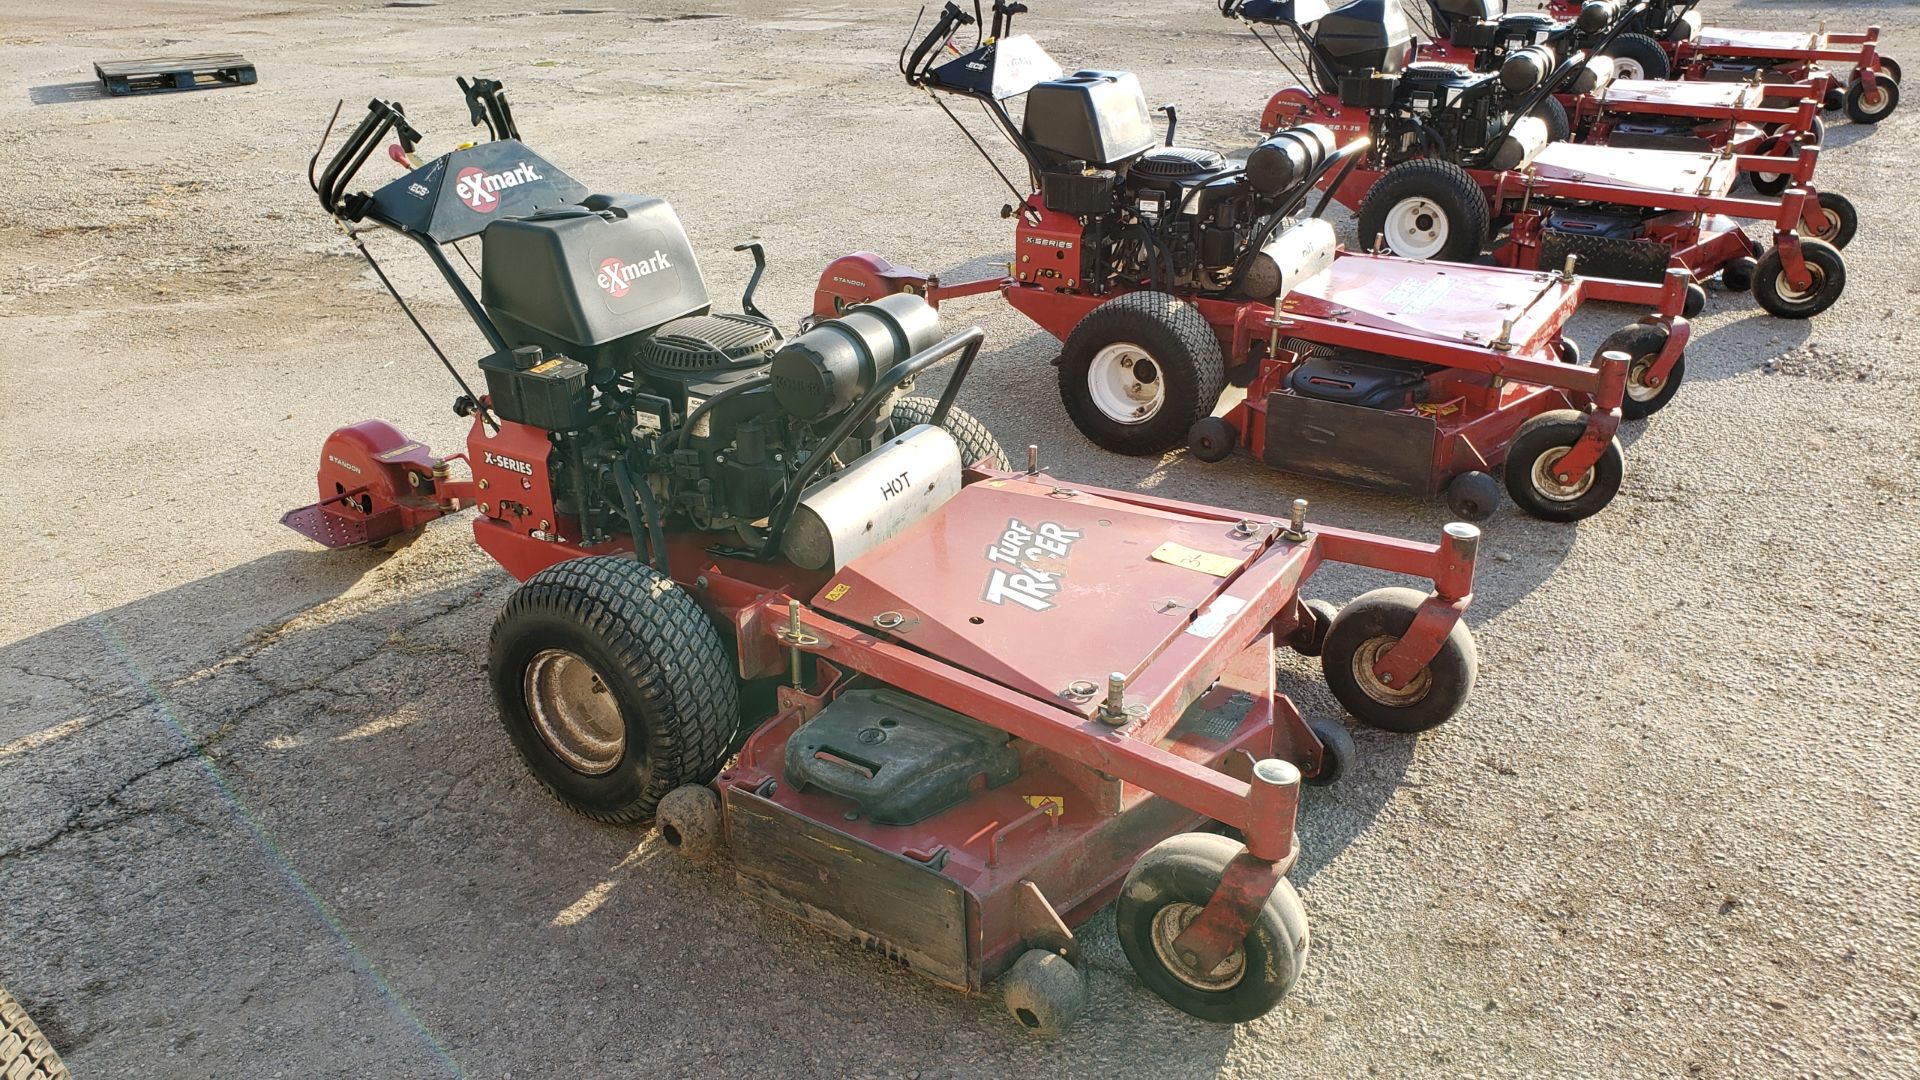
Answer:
xmin=889 ymin=396 xmax=1009 ymax=469
xmin=1845 ymin=76 xmax=1899 ymax=124
xmin=1188 ymin=415 xmax=1239 ymax=463
xmin=1288 ymin=598 xmax=1339 ymax=657
xmin=1058 ymin=292 xmax=1227 ymax=455
xmin=1720 ymin=256 xmax=1757 ymax=292
xmin=1003 ymin=949 xmax=1087 ymax=1035
xmin=0 ymin=987 xmax=70 ymax=1080
xmin=1445 ymin=470 xmax=1502 ymax=521
xmin=1806 ymin=191 xmax=1857 ymax=250
xmin=1304 ymin=717 xmax=1356 ymax=787
xmin=1752 ymin=239 xmax=1846 ymax=319
xmin=490 ymin=556 xmax=740 ymax=825
xmin=1320 ymin=586 xmax=1478 ymax=733
xmin=1553 ymin=338 xmax=1581 ymax=366
xmin=1604 ymin=32 xmax=1673 ymax=81
xmin=657 ymin=784 xmax=724 ymax=858
xmin=1502 ymin=410 xmax=1626 ymax=522
xmin=1807 ymin=115 xmax=1826 ymax=147
xmin=1823 ymin=87 xmax=1845 ymax=112
xmin=1682 ymin=282 xmax=1707 ymax=318
xmin=1355 ymin=159 xmax=1490 ymax=263
xmin=1595 ymin=323 xmax=1684 ymax=421
xmin=1116 ymin=833 xmax=1310 ymax=1024
xmin=1747 ymin=137 xmax=1792 ymax=197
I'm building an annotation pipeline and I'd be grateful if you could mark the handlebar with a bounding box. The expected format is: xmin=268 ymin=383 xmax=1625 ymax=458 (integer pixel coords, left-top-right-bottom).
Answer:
xmin=902 ymin=2 xmax=975 ymax=85
xmin=311 ymin=97 xmax=420 ymax=220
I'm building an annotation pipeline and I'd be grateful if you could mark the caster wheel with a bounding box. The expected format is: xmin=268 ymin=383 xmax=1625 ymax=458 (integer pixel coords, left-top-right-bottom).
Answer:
xmin=1748 ymin=139 xmax=1791 ymax=197
xmin=1321 ymin=586 xmax=1478 ymax=733
xmin=1552 ymin=338 xmax=1581 ymax=366
xmin=1116 ymin=833 xmax=1310 ymax=1024
xmin=1753 ymin=240 xmax=1846 ymax=319
xmin=1445 ymin=470 xmax=1501 ymax=521
xmin=1807 ymin=191 xmax=1857 ymax=250
xmin=1290 ymin=598 xmax=1339 ymax=657
xmin=1502 ymin=410 xmax=1625 ymax=522
xmin=1304 ymin=717 xmax=1356 ymax=787
xmin=1720 ymin=256 xmax=1757 ymax=292
xmin=1682 ymin=282 xmax=1707 ymax=318
xmin=1188 ymin=416 xmax=1238 ymax=463
xmin=657 ymin=784 xmax=723 ymax=858
xmin=1823 ymin=86 xmax=1845 ymax=112
xmin=1002 ymin=949 xmax=1086 ymax=1035
xmin=1596 ymin=323 xmax=1684 ymax=421
xmin=1845 ymin=76 xmax=1899 ymax=125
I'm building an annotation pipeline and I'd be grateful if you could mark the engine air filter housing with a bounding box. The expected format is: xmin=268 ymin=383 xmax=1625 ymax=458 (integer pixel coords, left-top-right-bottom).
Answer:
xmin=770 ymin=293 xmax=944 ymax=421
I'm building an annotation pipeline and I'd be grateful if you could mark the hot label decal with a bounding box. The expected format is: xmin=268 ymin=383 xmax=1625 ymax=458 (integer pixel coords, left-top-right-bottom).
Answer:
xmin=596 ymin=252 xmax=674 ymax=297
xmin=454 ymin=162 xmax=543 ymax=213
xmin=981 ymin=518 xmax=1083 ymax=612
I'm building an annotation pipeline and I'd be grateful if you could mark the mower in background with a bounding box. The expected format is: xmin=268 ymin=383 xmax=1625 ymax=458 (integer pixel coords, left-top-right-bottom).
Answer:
xmin=817 ymin=0 xmax=1691 ymax=522
xmin=1235 ymin=0 xmax=1852 ymax=317
xmin=286 ymin=77 xmax=1488 ymax=1031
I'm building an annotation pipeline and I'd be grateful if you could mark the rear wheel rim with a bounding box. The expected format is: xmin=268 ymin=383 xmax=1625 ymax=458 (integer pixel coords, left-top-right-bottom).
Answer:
xmin=1614 ymin=57 xmax=1646 ymax=80
xmin=1088 ymin=342 xmax=1165 ymax=424
xmin=1385 ymin=196 xmax=1450 ymax=259
xmin=1530 ymin=446 xmax=1596 ymax=502
xmin=525 ymin=648 xmax=625 ymax=775
xmin=1150 ymin=901 xmax=1248 ymax=991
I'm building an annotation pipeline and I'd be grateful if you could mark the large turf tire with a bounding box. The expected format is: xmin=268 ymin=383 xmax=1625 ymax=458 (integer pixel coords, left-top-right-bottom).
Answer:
xmin=1752 ymin=239 xmax=1846 ymax=319
xmin=0 ymin=987 xmax=70 ymax=1080
xmin=490 ymin=556 xmax=739 ymax=825
xmin=889 ymin=395 xmax=1008 ymax=469
xmin=1595 ymin=323 xmax=1683 ymax=421
xmin=1355 ymin=159 xmax=1489 ymax=263
xmin=1502 ymin=409 xmax=1626 ymax=521
xmin=1321 ymin=587 xmax=1478 ymax=733
xmin=1116 ymin=832 xmax=1310 ymax=1024
xmin=1532 ymin=94 xmax=1571 ymax=142
xmin=1057 ymin=292 xmax=1227 ymax=455
xmin=1603 ymin=33 xmax=1673 ymax=81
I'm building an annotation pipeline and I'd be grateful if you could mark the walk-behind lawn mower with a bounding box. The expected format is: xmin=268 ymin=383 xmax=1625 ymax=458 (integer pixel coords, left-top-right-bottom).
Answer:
xmin=1409 ymin=0 xmax=1834 ymax=168
xmin=1236 ymin=0 xmax=1853 ymax=318
xmin=1541 ymin=0 xmax=1901 ymax=125
xmin=815 ymin=1 xmax=1696 ymax=523
xmin=286 ymin=77 xmax=1489 ymax=1032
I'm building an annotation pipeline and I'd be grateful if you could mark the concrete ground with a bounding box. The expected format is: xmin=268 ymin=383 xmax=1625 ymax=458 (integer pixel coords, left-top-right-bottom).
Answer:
xmin=2 ymin=0 xmax=1917 ymax=1076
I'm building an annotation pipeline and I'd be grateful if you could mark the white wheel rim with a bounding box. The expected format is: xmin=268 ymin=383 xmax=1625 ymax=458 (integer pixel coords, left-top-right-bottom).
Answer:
xmin=1861 ymin=87 xmax=1891 ymax=112
xmin=1814 ymin=208 xmax=1843 ymax=241
xmin=1350 ymin=634 xmax=1432 ymax=705
xmin=1530 ymin=446 xmax=1595 ymax=502
xmin=1626 ymin=358 xmax=1663 ymax=403
xmin=525 ymin=648 xmax=625 ymax=775
xmin=1772 ymin=263 xmax=1825 ymax=303
xmin=1087 ymin=341 xmax=1165 ymax=424
xmin=1385 ymin=196 xmax=1450 ymax=259
xmin=1614 ymin=57 xmax=1645 ymax=80
xmin=1149 ymin=901 xmax=1248 ymax=991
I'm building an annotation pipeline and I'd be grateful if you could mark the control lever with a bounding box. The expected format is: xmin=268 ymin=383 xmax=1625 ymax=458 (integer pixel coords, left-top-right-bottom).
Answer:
xmin=733 ymin=242 xmax=771 ymax=322
xmin=457 ymin=75 xmax=520 ymax=141
xmin=1160 ymin=103 xmax=1179 ymax=146
xmin=991 ymin=0 xmax=1027 ymax=39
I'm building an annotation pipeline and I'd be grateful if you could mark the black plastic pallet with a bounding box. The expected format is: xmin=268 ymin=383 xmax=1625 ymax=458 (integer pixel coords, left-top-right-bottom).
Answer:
xmin=93 ymin=54 xmax=257 ymax=96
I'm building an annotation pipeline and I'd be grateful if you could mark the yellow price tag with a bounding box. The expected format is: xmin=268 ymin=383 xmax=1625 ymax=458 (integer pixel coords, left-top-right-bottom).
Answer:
xmin=1024 ymin=795 xmax=1065 ymax=818
xmin=1149 ymin=542 xmax=1242 ymax=578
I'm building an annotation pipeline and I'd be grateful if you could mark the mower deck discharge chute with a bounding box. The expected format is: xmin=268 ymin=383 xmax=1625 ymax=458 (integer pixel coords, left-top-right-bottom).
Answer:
xmin=286 ymin=78 xmax=1486 ymax=1031
xmin=1541 ymin=0 xmax=1900 ymax=125
xmin=815 ymin=0 xmax=1692 ymax=521
xmin=1236 ymin=0 xmax=1852 ymax=318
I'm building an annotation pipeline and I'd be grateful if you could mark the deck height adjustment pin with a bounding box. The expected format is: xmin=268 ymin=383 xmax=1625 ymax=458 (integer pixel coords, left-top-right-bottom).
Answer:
xmin=1282 ymin=499 xmax=1310 ymax=543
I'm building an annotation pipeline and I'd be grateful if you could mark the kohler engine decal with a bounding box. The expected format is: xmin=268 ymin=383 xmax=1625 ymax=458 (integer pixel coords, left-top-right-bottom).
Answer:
xmin=981 ymin=518 xmax=1084 ymax=612
xmin=597 ymin=252 xmax=674 ymax=297
xmin=454 ymin=162 xmax=543 ymax=212
xmin=483 ymin=450 xmax=534 ymax=476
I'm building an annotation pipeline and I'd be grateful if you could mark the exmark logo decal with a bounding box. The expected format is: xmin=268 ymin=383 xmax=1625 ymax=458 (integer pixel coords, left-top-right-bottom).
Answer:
xmin=483 ymin=450 xmax=534 ymax=476
xmin=454 ymin=162 xmax=543 ymax=212
xmin=981 ymin=518 xmax=1084 ymax=612
xmin=597 ymin=252 xmax=673 ymax=297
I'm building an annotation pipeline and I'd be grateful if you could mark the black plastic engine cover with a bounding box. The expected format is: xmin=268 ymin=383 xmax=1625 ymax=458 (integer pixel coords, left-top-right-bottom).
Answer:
xmin=480 ymin=193 xmax=709 ymax=379
xmin=1023 ymin=70 xmax=1158 ymax=168
xmin=784 ymin=690 xmax=1020 ymax=825
xmin=1313 ymin=0 xmax=1414 ymax=76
